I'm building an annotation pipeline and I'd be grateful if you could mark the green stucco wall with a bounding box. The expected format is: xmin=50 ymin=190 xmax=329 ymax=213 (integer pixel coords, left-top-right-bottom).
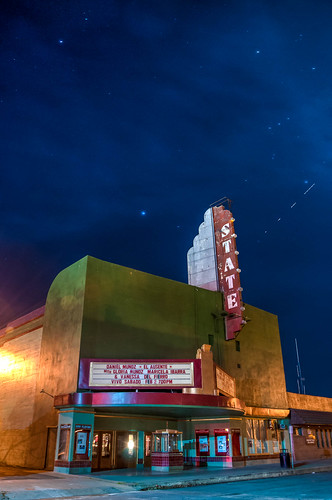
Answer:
xmin=27 ymin=257 xmax=88 ymax=468
xmin=80 ymin=256 xmax=224 ymax=363
xmin=40 ymin=255 xmax=287 ymax=423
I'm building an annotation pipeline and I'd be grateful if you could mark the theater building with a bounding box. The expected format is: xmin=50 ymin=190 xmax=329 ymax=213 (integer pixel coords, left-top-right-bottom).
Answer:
xmin=0 ymin=205 xmax=331 ymax=473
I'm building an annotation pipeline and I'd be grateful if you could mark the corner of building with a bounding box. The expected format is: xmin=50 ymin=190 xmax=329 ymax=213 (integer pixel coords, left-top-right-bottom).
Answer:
xmin=27 ymin=256 xmax=89 ymax=468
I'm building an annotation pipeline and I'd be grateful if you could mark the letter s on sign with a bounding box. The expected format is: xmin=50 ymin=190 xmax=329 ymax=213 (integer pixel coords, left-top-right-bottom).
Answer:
xmin=221 ymin=223 xmax=230 ymax=237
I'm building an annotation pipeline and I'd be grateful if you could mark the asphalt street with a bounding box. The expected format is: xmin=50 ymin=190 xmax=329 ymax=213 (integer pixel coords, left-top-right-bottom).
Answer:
xmin=68 ymin=472 xmax=332 ymax=500
xmin=2 ymin=462 xmax=332 ymax=499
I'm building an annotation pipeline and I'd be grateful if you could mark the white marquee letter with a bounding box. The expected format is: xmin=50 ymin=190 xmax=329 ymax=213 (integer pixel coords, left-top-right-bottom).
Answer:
xmin=222 ymin=239 xmax=232 ymax=253
xmin=227 ymin=293 xmax=238 ymax=309
xmin=225 ymin=274 xmax=236 ymax=289
xmin=224 ymin=257 xmax=235 ymax=272
xmin=221 ymin=223 xmax=230 ymax=237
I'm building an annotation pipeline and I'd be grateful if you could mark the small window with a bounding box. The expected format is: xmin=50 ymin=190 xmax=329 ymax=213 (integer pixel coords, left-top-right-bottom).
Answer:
xmin=208 ymin=334 xmax=214 ymax=346
xmin=321 ymin=430 xmax=325 ymax=448
xmin=235 ymin=340 xmax=240 ymax=352
xmin=316 ymin=430 xmax=320 ymax=448
xmin=58 ymin=424 xmax=71 ymax=461
xmin=325 ymin=430 xmax=330 ymax=448
xmin=237 ymin=363 xmax=241 ymax=369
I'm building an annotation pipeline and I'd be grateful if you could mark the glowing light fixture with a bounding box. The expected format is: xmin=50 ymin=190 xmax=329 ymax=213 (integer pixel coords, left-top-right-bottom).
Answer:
xmin=0 ymin=354 xmax=15 ymax=374
xmin=128 ymin=434 xmax=135 ymax=454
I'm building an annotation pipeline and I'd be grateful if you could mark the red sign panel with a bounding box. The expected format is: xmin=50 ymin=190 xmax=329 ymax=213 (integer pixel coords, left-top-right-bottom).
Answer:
xmin=212 ymin=206 xmax=244 ymax=340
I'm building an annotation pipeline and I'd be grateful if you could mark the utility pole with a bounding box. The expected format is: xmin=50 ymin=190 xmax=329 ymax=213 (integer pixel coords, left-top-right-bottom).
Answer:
xmin=295 ymin=338 xmax=305 ymax=394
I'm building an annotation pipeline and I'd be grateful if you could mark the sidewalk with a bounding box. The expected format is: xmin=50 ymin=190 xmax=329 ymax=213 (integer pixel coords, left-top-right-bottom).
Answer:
xmin=1 ymin=459 xmax=332 ymax=499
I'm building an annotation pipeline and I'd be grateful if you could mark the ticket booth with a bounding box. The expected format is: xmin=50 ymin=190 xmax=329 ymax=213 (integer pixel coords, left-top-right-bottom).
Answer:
xmin=54 ymin=409 xmax=94 ymax=475
xmin=151 ymin=429 xmax=183 ymax=471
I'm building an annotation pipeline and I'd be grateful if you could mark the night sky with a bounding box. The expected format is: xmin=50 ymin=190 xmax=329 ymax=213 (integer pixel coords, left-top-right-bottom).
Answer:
xmin=1 ymin=1 xmax=331 ymax=397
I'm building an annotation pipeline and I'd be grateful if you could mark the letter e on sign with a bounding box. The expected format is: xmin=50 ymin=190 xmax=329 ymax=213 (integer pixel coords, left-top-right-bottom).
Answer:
xmin=227 ymin=293 xmax=238 ymax=309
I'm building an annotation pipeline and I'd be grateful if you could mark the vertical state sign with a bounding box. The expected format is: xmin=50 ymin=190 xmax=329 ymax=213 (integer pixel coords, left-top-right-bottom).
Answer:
xmin=212 ymin=205 xmax=244 ymax=340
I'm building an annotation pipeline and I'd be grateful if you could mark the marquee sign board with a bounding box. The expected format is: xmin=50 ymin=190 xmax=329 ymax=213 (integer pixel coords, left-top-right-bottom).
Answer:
xmin=215 ymin=366 xmax=236 ymax=397
xmin=79 ymin=359 xmax=202 ymax=390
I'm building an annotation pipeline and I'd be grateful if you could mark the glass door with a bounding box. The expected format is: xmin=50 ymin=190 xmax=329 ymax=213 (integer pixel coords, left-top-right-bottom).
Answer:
xmin=144 ymin=433 xmax=152 ymax=467
xmin=92 ymin=431 xmax=115 ymax=470
xmin=116 ymin=431 xmax=137 ymax=469
xmin=100 ymin=432 xmax=113 ymax=469
xmin=92 ymin=432 xmax=99 ymax=470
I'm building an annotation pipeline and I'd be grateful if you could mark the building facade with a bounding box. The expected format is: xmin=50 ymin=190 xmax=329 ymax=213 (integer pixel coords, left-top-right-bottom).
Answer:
xmin=1 ymin=207 xmax=331 ymax=473
xmin=0 ymin=255 xmax=319 ymax=473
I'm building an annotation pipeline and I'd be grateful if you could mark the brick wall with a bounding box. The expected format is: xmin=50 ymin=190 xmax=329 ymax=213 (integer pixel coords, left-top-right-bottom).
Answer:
xmin=293 ymin=435 xmax=332 ymax=461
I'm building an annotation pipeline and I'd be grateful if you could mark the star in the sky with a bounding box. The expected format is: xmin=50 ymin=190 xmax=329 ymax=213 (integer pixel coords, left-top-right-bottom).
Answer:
xmin=58 ymin=39 xmax=64 ymax=44
xmin=140 ymin=210 xmax=146 ymax=216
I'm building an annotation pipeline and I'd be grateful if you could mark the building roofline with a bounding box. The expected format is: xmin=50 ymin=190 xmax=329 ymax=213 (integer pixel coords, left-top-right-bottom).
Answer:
xmin=0 ymin=305 xmax=45 ymax=337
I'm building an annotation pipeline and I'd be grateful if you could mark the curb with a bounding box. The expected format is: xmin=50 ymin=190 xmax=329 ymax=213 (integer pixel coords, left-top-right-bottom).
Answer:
xmin=137 ymin=466 xmax=332 ymax=491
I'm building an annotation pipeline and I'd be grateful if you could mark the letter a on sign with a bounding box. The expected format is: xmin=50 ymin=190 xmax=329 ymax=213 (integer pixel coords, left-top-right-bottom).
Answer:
xmin=224 ymin=257 xmax=234 ymax=272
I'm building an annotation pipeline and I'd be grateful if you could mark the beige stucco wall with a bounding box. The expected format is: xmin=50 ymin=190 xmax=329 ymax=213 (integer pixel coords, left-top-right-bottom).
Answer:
xmin=287 ymin=392 xmax=332 ymax=411
xmin=220 ymin=304 xmax=288 ymax=410
xmin=0 ymin=327 xmax=42 ymax=466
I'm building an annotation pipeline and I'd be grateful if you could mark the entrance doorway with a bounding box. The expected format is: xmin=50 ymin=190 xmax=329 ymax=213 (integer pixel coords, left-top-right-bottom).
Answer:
xmin=44 ymin=426 xmax=57 ymax=470
xmin=144 ymin=432 xmax=152 ymax=467
xmin=92 ymin=430 xmax=138 ymax=470
xmin=92 ymin=431 xmax=115 ymax=470
xmin=231 ymin=430 xmax=242 ymax=457
xmin=116 ymin=431 xmax=137 ymax=469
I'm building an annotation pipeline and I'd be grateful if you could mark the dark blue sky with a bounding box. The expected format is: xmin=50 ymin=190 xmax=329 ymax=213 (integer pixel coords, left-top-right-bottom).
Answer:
xmin=1 ymin=1 xmax=331 ymax=396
